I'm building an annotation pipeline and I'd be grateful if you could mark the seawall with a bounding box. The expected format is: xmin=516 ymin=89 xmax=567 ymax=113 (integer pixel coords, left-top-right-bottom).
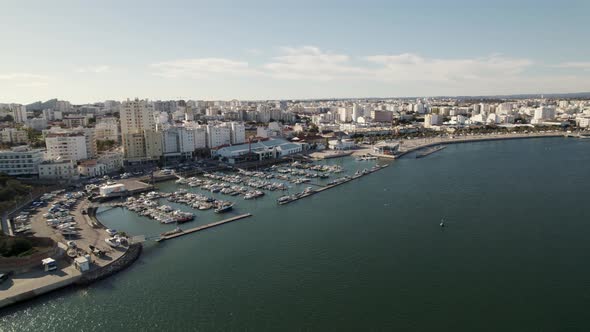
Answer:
xmin=395 ymin=134 xmax=563 ymax=159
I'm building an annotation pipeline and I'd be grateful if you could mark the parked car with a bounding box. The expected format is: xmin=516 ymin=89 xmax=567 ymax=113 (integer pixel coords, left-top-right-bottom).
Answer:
xmin=0 ymin=271 xmax=14 ymax=284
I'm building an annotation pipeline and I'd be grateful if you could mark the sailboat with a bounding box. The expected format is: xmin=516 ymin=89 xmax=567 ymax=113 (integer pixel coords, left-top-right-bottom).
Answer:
xmin=440 ymin=218 xmax=445 ymax=227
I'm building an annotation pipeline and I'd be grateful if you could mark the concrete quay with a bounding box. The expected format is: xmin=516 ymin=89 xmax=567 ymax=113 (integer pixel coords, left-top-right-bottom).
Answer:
xmin=0 ymin=192 xmax=141 ymax=309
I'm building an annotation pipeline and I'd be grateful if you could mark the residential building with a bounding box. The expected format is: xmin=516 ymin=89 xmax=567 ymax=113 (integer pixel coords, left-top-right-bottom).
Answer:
xmin=97 ymin=151 xmax=123 ymax=173
xmin=162 ymin=127 xmax=195 ymax=159
xmin=371 ymin=110 xmax=393 ymax=123
xmin=229 ymin=122 xmax=246 ymax=144
xmin=424 ymin=114 xmax=442 ymax=128
xmin=45 ymin=132 xmax=88 ymax=162
xmin=0 ymin=146 xmax=43 ymax=176
xmin=38 ymin=160 xmax=79 ymax=181
xmin=26 ymin=117 xmax=48 ymax=131
xmin=120 ymin=99 xmax=158 ymax=162
xmin=206 ymin=124 xmax=231 ymax=148
xmin=44 ymin=127 xmax=96 ymax=161
xmin=95 ymin=117 xmax=120 ymax=142
xmin=0 ymin=128 xmax=28 ymax=145
xmin=78 ymin=159 xmax=108 ymax=177
xmin=63 ymin=115 xmax=89 ymax=128
xmin=10 ymin=104 xmax=27 ymax=124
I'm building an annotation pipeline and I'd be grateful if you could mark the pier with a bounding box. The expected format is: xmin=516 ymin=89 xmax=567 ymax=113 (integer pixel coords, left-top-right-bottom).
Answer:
xmin=156 ymin=213 xmax=253 ymax=242
xmin=279 ymin=164 xmax=389 ymax=205
xmin=415 ymin=145 xmax=446 ymax=158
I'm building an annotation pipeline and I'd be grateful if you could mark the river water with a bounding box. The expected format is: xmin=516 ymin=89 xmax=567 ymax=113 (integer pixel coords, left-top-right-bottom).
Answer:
xmin=2 ymin=137 xmax=590 ymax=331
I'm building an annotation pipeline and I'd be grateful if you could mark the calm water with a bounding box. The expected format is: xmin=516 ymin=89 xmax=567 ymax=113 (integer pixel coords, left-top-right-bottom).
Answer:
xmin=2 ymin=137 xmax=590 ymax=331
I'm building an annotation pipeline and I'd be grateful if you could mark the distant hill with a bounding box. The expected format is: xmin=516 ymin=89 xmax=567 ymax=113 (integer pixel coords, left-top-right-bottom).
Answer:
xmin=26 ymin=98 xmax=58 ymax=111
xmin=453 ymin=92 xmax=590 ymax=100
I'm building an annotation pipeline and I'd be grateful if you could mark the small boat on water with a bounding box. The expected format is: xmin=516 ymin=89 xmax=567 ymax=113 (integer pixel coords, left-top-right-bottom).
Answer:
xmin=277 ymin=195 xmax=291 ymax=203
xmin=161 ymin=227 xmax=183 ymax=237
xmin=214 ymin=204 xmax=234 ymax=213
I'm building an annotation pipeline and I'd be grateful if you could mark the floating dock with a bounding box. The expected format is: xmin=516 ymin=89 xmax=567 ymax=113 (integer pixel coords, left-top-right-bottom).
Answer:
xmin=156 ymin=213 xmax=252 ymax=242
xmin=279 ymin=164 xmax=389 ymax=205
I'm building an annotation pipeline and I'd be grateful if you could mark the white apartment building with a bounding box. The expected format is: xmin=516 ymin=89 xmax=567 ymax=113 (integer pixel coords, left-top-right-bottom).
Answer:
xmin=120 ymin=99 xmax=158 ymax=161
xmin=63 ymin=116 xmax=89 ymax=128
xmin=45 ymin=133 xmax=88 ymax=162
xmin=44 ymin=127 xmax=96 ymax=161
xmin=0 ymin=146 xmax=44 ymax=176
xmin=577 ymin=117 xmax=590 ymax=128
xmin=42 ymin=109 xmax=63 ymax=121
xmin=120 ymin=99 xmax=156 ymax=134
xmin=10 ymin=104 xmax=27 ymax=123
xmin=162 ymin=127 xmax=195 ymax=158
xmin=0 ymin=128 xmax=28 ymax=145
xmin=78 ymin=159 xmax=108 ymax=177
xmin=95 ymin=117 xmax=120 ymax=142
xmin=192 ymin=126 xmax=207 ymax=149
xmin=229 ymin=122 xmax=246 ymax=144
xmin=531 ymin=106 xmax=556 ymax=124
xmin=424 ymin=114 xmax=442 ymax=128
xmin=38 ymin=160 xmax=79 ymax=181
xmin=26 ymin=117 xmax=48 ymax=131
xmin=97 ymin=151 xmax=123 ymax=173
xmin=206 ymin=125 xmax=231 ymax=148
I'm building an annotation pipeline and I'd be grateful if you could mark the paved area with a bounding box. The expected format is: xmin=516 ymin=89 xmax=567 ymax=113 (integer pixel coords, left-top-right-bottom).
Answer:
xmin=0 ymin=194 xmax=128 ymax=307
xmin=30 ymin=198 xmax=125 ymax=268
xmin=117 ymin=178 xmax=153 ymax=192
xmin=0 ymin=263 xmax=81 ymax=305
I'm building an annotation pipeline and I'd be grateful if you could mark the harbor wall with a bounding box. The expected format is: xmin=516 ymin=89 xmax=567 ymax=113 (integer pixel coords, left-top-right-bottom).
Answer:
xmin=0 ymin=274 xmax=82 ymax=309
xmin=0 ymin=244 xmax=142 ymax=309
xmin=395 ymin=134 xmax=563 ymax=159
xmin=76 ymin=243 xmax=142 ymax=286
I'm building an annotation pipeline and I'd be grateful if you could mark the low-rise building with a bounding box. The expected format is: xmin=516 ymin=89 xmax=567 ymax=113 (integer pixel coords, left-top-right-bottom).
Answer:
xmin=38 ymin=159 xmax=79 ymax=181
xmin=97 ymin=151 xmax=124 ymax=173
xmin=78 ymin=159 xmax=108 ymax=177
xmin=63 ymin=116 xmax=89 ymax=128
xmin=212 ymin=138 xmax=303 ymax=164
xmin=328 ymin=139 xmax=355 ymax=150
xmin=0 ymin=146 xmax=43 ymax=176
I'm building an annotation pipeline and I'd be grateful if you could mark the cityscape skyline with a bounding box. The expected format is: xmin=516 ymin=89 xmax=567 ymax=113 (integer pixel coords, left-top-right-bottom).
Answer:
xmin=2 ymin=0 xmax=590 ymax=103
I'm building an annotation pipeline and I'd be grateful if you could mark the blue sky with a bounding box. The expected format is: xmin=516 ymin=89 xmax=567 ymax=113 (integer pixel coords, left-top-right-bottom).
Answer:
xmin=1 ymin=0 xmax=589 ymax=103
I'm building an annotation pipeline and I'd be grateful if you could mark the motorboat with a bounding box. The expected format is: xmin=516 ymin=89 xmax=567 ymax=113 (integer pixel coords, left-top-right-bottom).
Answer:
xmin=214 ymin=204 xmax=234 ymax=213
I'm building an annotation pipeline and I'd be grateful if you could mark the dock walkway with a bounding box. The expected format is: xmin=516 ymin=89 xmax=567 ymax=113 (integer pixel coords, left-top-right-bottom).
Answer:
xmin=156 ymin=213 xmax=252 ymax=242
xmin=279 ymin=164 xmax=389 ymax=205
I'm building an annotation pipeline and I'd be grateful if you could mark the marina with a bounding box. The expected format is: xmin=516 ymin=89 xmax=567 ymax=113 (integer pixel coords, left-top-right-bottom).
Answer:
xmin=3 ymin=137 xmax=590 ymax=331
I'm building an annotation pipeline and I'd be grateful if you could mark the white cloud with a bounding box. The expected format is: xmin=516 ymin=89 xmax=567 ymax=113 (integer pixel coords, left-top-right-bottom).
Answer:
xmin=245 ymin=48 xmax=263 ymax=56
xmin=264 ymin=46 xmax=369 ymax=80
xmin=553 ymin=62 xmax=590 ymax=71
xmin=366 ymin=53 xmax=533 ymax=82
xmin=76 ymin=65 xmax=111 ymax=73
xmin=15 ymin=81 xmax=49 ymax=87
xmin=151 ymin=58 xmax=259 ymax=78
xmin=148 ymin=47 xmax=590 ymax=95
xmin=0 ymin=73 xmax=49 ymax=80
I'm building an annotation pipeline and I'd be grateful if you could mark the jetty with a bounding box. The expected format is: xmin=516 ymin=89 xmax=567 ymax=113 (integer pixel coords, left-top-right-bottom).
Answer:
xmin=416 ymin=145 xmax=446 ymax=158
xmin=156 ymin=213 xmax=252 ymax=242
xmin=279 ymin=164 xmax=389 ymax=205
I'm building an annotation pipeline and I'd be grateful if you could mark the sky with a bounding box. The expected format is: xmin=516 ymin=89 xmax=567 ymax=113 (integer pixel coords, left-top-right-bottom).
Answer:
xmin=1 ymin=0 xmax=589 ymax=104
